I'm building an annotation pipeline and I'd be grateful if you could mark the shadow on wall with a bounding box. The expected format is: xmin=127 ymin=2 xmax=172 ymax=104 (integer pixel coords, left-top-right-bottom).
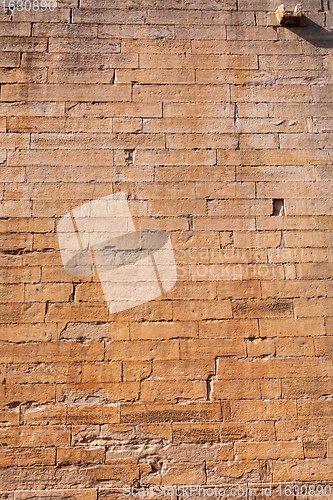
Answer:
xmin=287 ymin=16 xmax=333 ymax=47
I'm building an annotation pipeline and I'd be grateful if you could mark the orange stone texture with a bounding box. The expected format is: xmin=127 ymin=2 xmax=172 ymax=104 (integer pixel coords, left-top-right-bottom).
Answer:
xmin=0 ymin=0 xmax=332 ymax=497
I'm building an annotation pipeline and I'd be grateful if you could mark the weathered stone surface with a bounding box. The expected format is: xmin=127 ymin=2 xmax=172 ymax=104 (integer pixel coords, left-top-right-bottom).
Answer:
xmin=0 ymin=0 xmax=331 ymax=493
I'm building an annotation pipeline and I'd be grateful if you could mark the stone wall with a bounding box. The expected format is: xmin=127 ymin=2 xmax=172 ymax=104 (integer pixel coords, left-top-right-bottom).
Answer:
xmin=0 ymin=0 xmax=332 ymax=497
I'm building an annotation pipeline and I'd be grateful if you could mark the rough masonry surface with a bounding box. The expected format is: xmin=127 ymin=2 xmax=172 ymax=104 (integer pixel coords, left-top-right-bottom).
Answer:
xmin=0 ymin=0 xmax=332 ymax=497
